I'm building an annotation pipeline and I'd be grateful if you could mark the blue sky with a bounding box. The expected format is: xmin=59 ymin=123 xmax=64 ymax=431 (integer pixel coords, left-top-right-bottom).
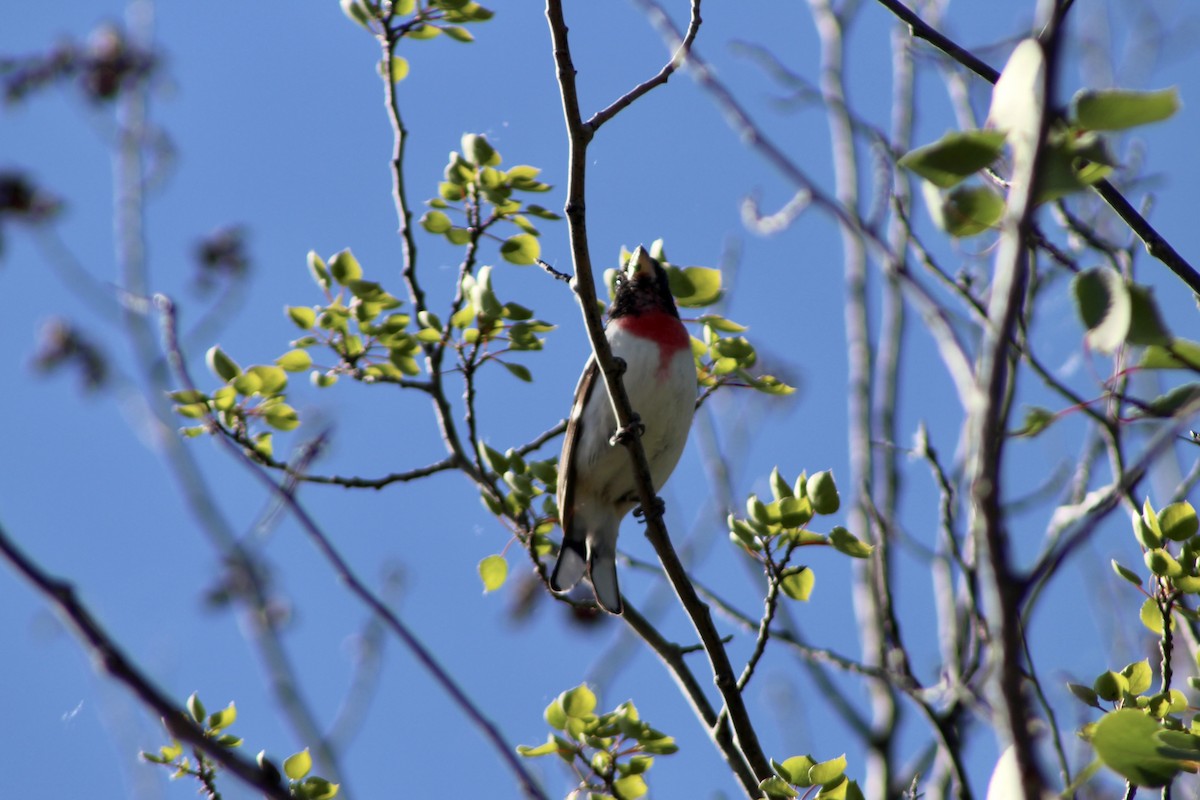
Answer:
xmin=3 ymin=1 xmax=1200 ymax=798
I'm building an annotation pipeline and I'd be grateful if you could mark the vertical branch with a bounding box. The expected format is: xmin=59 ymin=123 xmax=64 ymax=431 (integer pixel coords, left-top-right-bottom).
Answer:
xmin=544 ymin=2 xmax=771 ymax=794
xmin=966 ymin=6 xmax=1063 ymax=795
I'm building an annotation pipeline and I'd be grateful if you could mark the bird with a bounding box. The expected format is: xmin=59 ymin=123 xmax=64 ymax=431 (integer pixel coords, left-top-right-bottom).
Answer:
xmin=550 ymin=246 xmax=698 ymax=614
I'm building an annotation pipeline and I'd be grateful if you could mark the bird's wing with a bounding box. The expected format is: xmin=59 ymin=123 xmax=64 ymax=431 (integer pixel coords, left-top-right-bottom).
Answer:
xmin=557 ymin=355 xmax=599 ymax=540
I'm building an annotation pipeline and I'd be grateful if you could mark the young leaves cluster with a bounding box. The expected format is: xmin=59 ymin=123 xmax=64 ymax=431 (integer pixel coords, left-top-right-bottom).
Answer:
xmin=141 ymin=692 xmax=339 ymax=800
xmin=727 ymin=468 xmax=871 ymax=602
xmin=899 ymin=37 xmax=1179 ymax=238
xmin=517 ymin=684 xmax=677 ymax=800
xmin=1067 ymin=499 xmax=1200 ymax=788
xmin=608 ymin=241 xmax=794 ymax=397
xmin=475 ymin=444 xmax=558 ymax=592
xmin=761 ymin=753 xmax=864 ymax=800
xmin=422 ymin=132 xmax=558 ymax=267
xmin=341 ymin=0 xmax=494 ymax=46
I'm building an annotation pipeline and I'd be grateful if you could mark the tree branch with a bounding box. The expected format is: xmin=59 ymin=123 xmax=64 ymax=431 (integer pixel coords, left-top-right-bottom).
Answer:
xmin=0 ymin=521 xmax=291 ymax=800
xmin=545 ymin=1 xmax=772 ymax=792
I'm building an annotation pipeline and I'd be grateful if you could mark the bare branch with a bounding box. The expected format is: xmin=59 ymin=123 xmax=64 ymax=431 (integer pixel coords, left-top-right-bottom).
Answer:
xmin=0 ymin=521 xmax=291 ymax=800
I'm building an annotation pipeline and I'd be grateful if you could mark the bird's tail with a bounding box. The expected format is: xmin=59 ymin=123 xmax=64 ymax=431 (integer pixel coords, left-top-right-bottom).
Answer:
xmin=550 ymin=536 xmax=587 ymax=595
xmin=588 ymin=543 xmax=623 ymax=615
xmin=550 ymin=526 xmax=623 ymax=615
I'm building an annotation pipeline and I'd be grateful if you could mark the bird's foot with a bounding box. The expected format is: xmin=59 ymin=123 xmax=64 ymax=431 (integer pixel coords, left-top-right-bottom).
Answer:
xmin=610 ymin=414 xmax=645 ymax=446
xmin=633 ymin=496 xmax=666 ymax=523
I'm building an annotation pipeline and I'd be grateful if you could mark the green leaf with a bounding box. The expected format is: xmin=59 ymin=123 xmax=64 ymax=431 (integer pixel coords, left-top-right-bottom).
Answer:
xmin=406 ymin=22 xmax=441 ymax=39
xmin=1144 ymin=548 xmax=1182 ymax=578
xmin=1122 ymin=660 xmax=1153 ymax=696
xmin=1111 ymin=559 xmax=1143 ymax=587
xmin=829 ymin=527 xmax=873 ymax=558
xmin=1134 ymin=511 xmax=1163 ymax=550
xmin=759 ymin=777 xmax=800 ymax=798
xmin=1072 ymin=268 xmax=1130 ymax=354
xmin=206 ymin=346 xmax=241 ymax=381
xmin=1127 ymin=284 xmax=1171 ymax=347
xmin=780 ymin=566 xmax=815 ymax=601
xmin=1091 ymin=708 xmax=1187 ymax=787
xmin=187 ymin=692 xmax=206 ymax=725
xmin=287 ymin=306 xmax=317 ymax=330
xmin=478 ymin=554 xmax=507 ymax=592
xmin=806 ymin=470 xmax=840 ymax=515
xmin=247 ymin=365 xmax=288 ymax=395
xmin=329 ymin=249 xmax=362 ymax=284
xmin=275 ymin=350 xmax=313 ymax=372
xmin=307 ymin=251 xmax=331 ymax=290
xmin=1139 ymin=340 xmax=1200 ymax=370
xmin=561 ymin=685 xmax=596 ymax=718
xmin=1160 ymin=501 xmax=1199 ymax=542
xmin=516 ymin=735 xmax=560 ymax=757
xmin=775 ymin=755 xmax=816 ymax=786
xmin=940 ymin=185 xmax=1005 ymax=237
xmin=384 ymin=55 xmax=409 ymax=83
xmin=613 ymin=775 xmax=647 ymax=799
xmin=665 ymin=265 xmax=722 ymax=307
xmin=499 ymin=233 xmax=539 ymax=265
xmin=1093 ymin=669 xmax=1127 ymax=702
xmin=211 ymin=385 xmax=236 ymax=410
xmin=461 ymin=133 xmax=499 ymax=167
xmin=1067 ymin=682 xmax=1103 ymax=709
xmin=1073 ymin=87 xmax=1180 ymax=131
xmin=207 ymin=702 xmax=237 ymax=732
xmin=897 ymin=129 xmax=1007 ymax=188
xmin=499 ymin=361 xmax=532 ymax=382
xmin=420 ymin=210 xmax=452 ymax=234
xmin=339 ymin=0 xmax=372 ymax=27
xmin=1140 ymin=596 xmax=1170 ymax=634
xmin=808 ymin=754 xmax=847 ymax=787
xmin=1139 ymin=383 xmax=1200 ymax=418
xmin=442 ymin=25 xmax=474 ymax=42
xmin=262 ymin=403 xmax=300 ymax=431
xmin=283 ymin=749 xmax=312 ymax=781
xmin=1012 ymin=405 xmax=1056 ymax=438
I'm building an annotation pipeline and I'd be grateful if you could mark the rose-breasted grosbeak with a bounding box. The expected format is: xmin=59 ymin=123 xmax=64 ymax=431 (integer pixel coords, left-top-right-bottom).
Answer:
xmin=550 ymin=246 xmax=697 ymax=614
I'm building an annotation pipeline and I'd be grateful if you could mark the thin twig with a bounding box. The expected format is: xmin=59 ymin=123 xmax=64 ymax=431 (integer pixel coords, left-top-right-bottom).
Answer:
xmin=0 ymin=521 xmax=291 ymax=800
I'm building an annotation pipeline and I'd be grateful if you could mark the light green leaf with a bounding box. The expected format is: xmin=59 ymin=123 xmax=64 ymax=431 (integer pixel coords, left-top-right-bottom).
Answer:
xmin=806 ymin=470 xmax=840 ymax=515
xmin=262 ymin=403 xmax=300 ymax=431
xmin=1091 ymin=708 xmax=1187 ymax=787
xmin=940 ymin=185 xmax=1005 ymax=237
xmin=780 ymin=566 xmax=815 ymax=601
xmin=283 ymin=749 xmax=312 ymax=781
xmin=499 ymin=361 xmax=532 ymax=382
xmin=561 ymin=685 xmax=596 ymax=718
xmin=665 ymin=265 xmax=722 ymax=307
xmin=421 ymin=210 xmax=452 ymax=234
xmin=1111 ymin=559 xmax=1142 ymax=587
xmin=1139 ymin=340 xmax=1200 ymax=370
xmin=275 ymin=350 xmax=313 ymax=372
xmin=829 ymin=527 xmax=873 ymax=558
xmin=1072 ymin=268 xmax=1130 ymax=354
xmin=775 ymin=755 xmax=816 ymax=786
xmin=1073 ymin=87 xmax=1180 ymax=131
xmin=897 ymin=130 xmax=1007 ymax=188
xmin=287 ymin=306 xmax=317 ymax=330
xmin=329 ymin=249 xmax=363 ymax=284
xmin=1160 ymin=501 xmax=1199 ymax=542
xmin=206 ymin=346 xmax=241 ymax=381
xmin=808 ymin=754 xmax=847 ymax=787
xmin=478 ymin=554 xmax=507 ymax=592
xmin=499 ymin=233 xmax=539 ymax=265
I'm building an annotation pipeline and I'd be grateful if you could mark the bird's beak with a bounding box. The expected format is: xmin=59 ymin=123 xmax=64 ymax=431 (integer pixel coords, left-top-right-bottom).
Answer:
xmin=627 ymin=246 xmax=657 ymax=279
